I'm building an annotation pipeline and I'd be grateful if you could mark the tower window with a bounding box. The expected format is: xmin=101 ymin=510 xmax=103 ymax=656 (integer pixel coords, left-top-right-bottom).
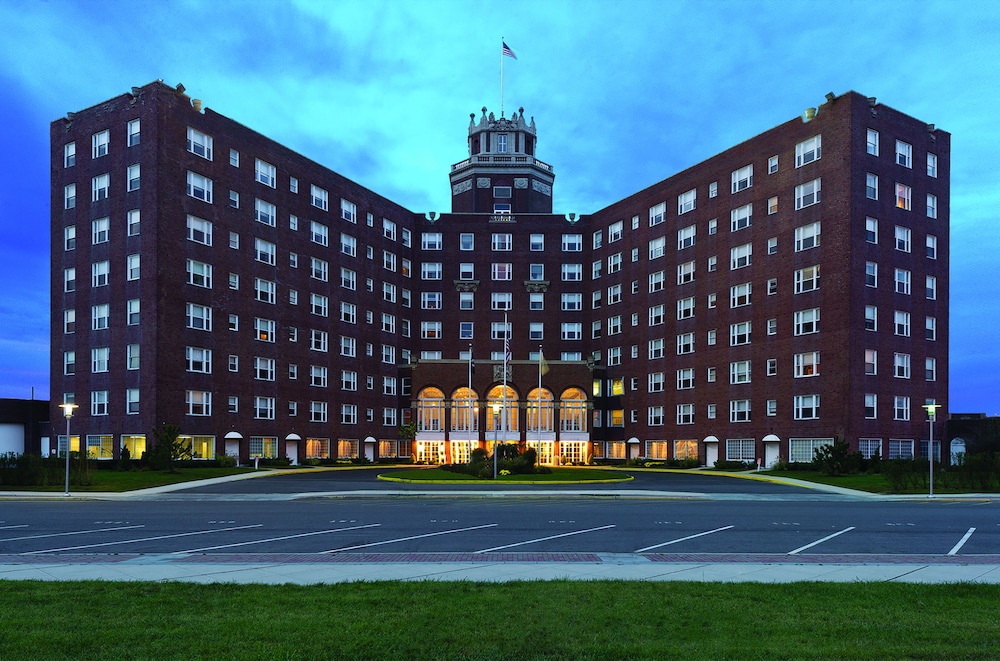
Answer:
xmin=497 ymin=134 xmax=508 ymax=153
xmin=494 ymin=186 xmax=512 ymax=199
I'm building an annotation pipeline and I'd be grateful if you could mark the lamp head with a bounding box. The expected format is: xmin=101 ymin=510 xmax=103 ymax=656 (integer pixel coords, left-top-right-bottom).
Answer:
xmin=61 ymin=403 xmax=77 ymax=419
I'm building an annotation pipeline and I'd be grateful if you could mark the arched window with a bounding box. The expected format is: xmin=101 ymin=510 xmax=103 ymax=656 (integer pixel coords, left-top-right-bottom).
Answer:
xmin=450 ymin=387 xmax=479 ymax=431
xmin=559 ymin=387 xmax=587 ymax=432
xmin=417 ymin=387 xmax=445 ymax=432
xmin=486 ymin=385 xmax=518 ymax=432
xmin=526 ymin=388 xmax=554 ymax=432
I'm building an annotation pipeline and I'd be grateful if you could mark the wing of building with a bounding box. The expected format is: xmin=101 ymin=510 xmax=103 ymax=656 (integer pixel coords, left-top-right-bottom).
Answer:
xmin=50 ymin=82 xmax=949 ymax=466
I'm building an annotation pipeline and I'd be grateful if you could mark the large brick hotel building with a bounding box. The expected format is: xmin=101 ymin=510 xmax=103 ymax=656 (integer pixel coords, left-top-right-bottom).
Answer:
xmin=50 ymin=81 xmax=949 ymax=466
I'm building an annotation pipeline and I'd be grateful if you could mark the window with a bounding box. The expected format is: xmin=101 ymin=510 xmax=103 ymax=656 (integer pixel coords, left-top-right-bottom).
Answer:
xmin=251 ymin=278 xmax=274 ymax=304
xmin=709 ymin=181 xmax=718 ymax=198
xmin=731 ymin=164 xmax=753 ymax=193
xmin=186 ymin=127 xmax=213 ymax=159
xmin=767 ymin=400 xmax=777 ymax=417
xmin=228 ymin=190 xmax=239 ymax=209
xmin=927 ymin=193 xmax=938 ymax=219
xmin=866 ymin=129 xmax=879 ymax=156
xmin=561 ymin=234 xmax=582 ymax=252
xmin=606 ymin=284 xmax=621 ymax=305
xmin=185 ymin=303 xmax=211 ymax=331
xmin=63 ymin=268 xmax=76 ymax=293
xmin=794 ymin=351 xmax=820 ymax=377
xmin=253 ymin=198 xmax=276 ymax=227
xmin=894 ymin=225 xmax=912 ymax=253
xmin=793 ymin=395 xmax=820 ymax=420
xmin=865 ymin=394 xmax=877 ymax=419
xmin=926 ymin=357 xmax=937 ymax=381
xmin=492 ymin=233 xmax=513 ymax=251
xmin=768 ymin=155 xmax=778 ymax=173
xmin=796 ymin=135 xmax=822 ymax=167
xmin=491 ymin=292 xmax=512 ymax=311
xmin=649 ymin=304 xmax=665 ymax=326
xmin=730 ymin=282 xmax=752 ymax=308
xmin=865 ymin=349 xmax=878 ymax=375
xmin=382 ymin=282 xmax=396 ymax=303
xmin=127 ymin=299 xmax=140 ymax=326
xmin=650 ymin=372 xmax=667 ymax=393
xmin=645 ymin=236 xmax=665 ymax=260
xmin=127 ymin=209 xmax=140 ymax=236
xmin=126 ymin=346 xmax=139 ymax=371
xmin=726 ymin=438 xmax=754 ymax=461
xmin=766 ymin=359 xmax=777 ymax=376
xmin=421 ymin=262 xmax=442 ymax=280
xmin=186 ymin=171 xmax=212 ymax=203
xmin=894 ymin=268 xmax=911 ymax=295
xmin=127 ymin=164 xmax=140 ymax=191
xmin=794 ymin=222 xmax=820 ymax=251
xmin=730 ymin=360 xmax=751 ymax=384
xmin=340 ymin=233 xmax=357 ymax=257
xmin=677 ymin=225 xmax=695 ymax=250
xmin=64 ymin=141 xmax=76 ymax=167
xmin=894 ymin=353 xmax=911 ymax=379
xmin=559 ymin=263 xmax=582 ymax=282
xmin=92 ymin=173 xmax=110 ymax=201
xmin=794 ymin=265 xmax=820 ymax=293
xmin=794 ymin=178 xmax=821 ymax=209
xmin=90 ymin=346 xmax=109 ymax=373
xmin=767 ymin=318 xmax=776 ymax=335
xmin=731 ymin=204 xmax=752 ymax=232
xmin=926 ymin=275 xmax=937 ymax=300
xmin=421 ymin=232 xmax=442 ymax=250
xmin=310 ymin=330 xmax=328 ymax=352
xmin=674 ymin=404 xmax=693 ymax=425
xmin=528 ymin=292 xmax=544 ymax=310
xmin=90 ymin=261 xmax=108 ymax=287
xmin=866 ymin=262 xmax=878 ymax=288
xmin=767 ymin=237 xmax=777 ymax=255
xmin=674 ymin=369 xmax=692 ymax=391
xmin=417 ymin=291 xmax=441 ymax=311
xmin=254 ymin=159 xmax=276 ymax=187
xmin=730 ymin=321 xmax=751 ymax=346
xmin=793 ymin=308 xmax=820 ymax=335
xmin=255 ymin=317 xmax=275 ymax=342
xmin=730 ymin=400 xmax=751 ymax=423
xmin=678 ymin=189 xmax=696 ymax=214
xmin=895 ymin=140 xmax=912 ymax=168
xmin=64 ymin=184 xmax=76 ymax=209
xmin=677 ymin=297 xmax=694 ymax=320
xmin=310 ymin=293 xmax=328 ymax=317
xmin=647 ymin=202 xmax=666 ymax=226
xmin=304 ymin=185 xmax=327 ymax=211
xmin=730 ymin=243 xmax=752 ymax=269
xmin=186 ymin=259 xmax=212 ymax=288
xmin=708 ymin=218 xmax=718 ymax=235
xmin=866 ymin=173 xmax=878 ymax=200
xmin=894 ymin=310 xmax=911 ymax=337
xmin=865 ymin=217 xmax=878 ymax=244
xmin=865 ymin=305 xmax=878 ymax=331
xmin=252 ymin=397 xmax=275 ymax=421
xmin=560 ymin=323 xmax=581 ymax=341
xmin=310 ymin=221 xmax=328 ymax=247
xmin=894 ymin=396 xmax=910 ymax=421
xmin=926 ymin=316 xmax=937 ymax=341
xmin=927 ymin=153 xmax=938 ymax=178
xmin=289 ymin=177 xmax=298 ymax=193
xmin=675 ymin=333 xmax=693 ymax=355
xmin=895 ymin=183 xmax=912 ymax=210
xmin=768 ymin=197 xmax=778 ymax=214
xmin=90 ymin=129 xmax=110 ymax=158
xmin=186 ymin=390 xmax=212 ymax=416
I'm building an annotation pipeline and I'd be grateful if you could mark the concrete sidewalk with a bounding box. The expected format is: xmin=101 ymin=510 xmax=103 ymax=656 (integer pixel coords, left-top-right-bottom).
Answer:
xmin=4 ymin=552 xmax=1000 ymax=584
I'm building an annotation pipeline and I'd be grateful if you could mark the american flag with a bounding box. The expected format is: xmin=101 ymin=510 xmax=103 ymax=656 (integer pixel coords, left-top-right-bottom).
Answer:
xmin=502 ymin=42 xmax=517 ymax=60
xmin=504 ymin=333 xmax=511 ymax=367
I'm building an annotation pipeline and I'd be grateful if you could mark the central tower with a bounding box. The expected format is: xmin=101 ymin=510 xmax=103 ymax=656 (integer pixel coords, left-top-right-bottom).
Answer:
xmin=448 ymin=107 xmax=555 ymax=214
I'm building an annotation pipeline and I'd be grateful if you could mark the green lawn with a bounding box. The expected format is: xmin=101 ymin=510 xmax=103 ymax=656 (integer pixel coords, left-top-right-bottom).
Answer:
xmin=757 ymin=469 xmax=995 ymax=494
xmin=11 ymin=467 xmax=256 ymax=492
xmin=0 ymin=580 xmax=997 ymax=660
xmin=380 ymin=467 xmax=630 ymax=483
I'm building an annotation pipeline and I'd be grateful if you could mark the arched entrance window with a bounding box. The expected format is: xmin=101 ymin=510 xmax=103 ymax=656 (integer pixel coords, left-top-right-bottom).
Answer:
xmin=450 ymin=387 xmax=479 ymax=432
xmin=486 ymin=385 xmax=518 ymax=432
xmin=417 ymin=387 xmax=445 ymax=432
xmin=559 ymin=388 xmax=587 ymax=432
xmin=526 ymin=388 xmax=554 ymax=432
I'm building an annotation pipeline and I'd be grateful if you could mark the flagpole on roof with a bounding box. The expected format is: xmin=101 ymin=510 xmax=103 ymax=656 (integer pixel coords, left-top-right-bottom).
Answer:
xmin=500 ymin=37 xmax=504 ymax=117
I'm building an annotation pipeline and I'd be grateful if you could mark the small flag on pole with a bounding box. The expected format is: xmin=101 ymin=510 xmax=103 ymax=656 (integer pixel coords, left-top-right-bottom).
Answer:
xmin=504 ymin=336 xmax=511 ymax=367
xmin=540 ymin=350 xmax=550 ymax=376
xmin=502 ymin=41 xmax=517 ymax=59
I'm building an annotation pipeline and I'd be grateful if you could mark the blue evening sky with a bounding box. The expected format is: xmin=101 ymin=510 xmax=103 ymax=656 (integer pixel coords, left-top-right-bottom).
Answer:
xmin=0 ymin=0 xmax=998 ymax=412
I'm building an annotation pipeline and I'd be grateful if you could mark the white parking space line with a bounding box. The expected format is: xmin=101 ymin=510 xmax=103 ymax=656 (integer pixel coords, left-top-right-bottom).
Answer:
xmin=23 ymin=524 xmax=263 ymax=554
xmin=173 ymin=523 xmax=382 ymax=554
xmin=324 ymin=523 xmax=498 ymax=554
xmin=2 ymin=525 xmax=144 ymax=544
xmin=634 ymin=525 xmax=734 ymax=553
xmin=475 ymin=525 xmax=616 ymax=553
xmin=0 ymin=525 xmax=29 ymax=530
xmin=788 ymin=526 xmax=855 ymax=555
xmin=948 ymin=527 xmax=976 ymax=556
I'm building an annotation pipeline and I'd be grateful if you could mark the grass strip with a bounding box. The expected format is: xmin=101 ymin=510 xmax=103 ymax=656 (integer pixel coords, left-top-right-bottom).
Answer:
xmin=0 ymin=580 xmax=998 ymax=659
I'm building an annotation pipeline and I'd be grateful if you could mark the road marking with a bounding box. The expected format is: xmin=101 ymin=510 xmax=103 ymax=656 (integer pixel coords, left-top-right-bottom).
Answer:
xmin=23 ymin=524 xmax=263 ymax=554
xmin=2 ymin=525 xmax=144 ymax=543
xmin=635 ymin=525 xmax=735 ymax=553
xmin=324 ymin=523 xmax=498 ymax=554
xmin=475 ymin=525 xmax=616 ymax=553
xmin=788 ymin=526 xmax=855 ymax=555
xmin=174 ymin=523 xmax=381 ymax=554
xmin=0 ymin=525 xmax=29 ymax=530
xmin=948 ymin=527 xmax=976 ymax=556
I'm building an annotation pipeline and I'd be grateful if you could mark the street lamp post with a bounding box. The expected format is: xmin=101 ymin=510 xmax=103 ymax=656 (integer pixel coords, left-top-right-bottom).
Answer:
xmin=61 ymin=403 xmax=77 ymax=497
xmin=492 ymin=402 xmax=501 ymax=479
xmin=922 ymin=403 xmax=941 ymax=498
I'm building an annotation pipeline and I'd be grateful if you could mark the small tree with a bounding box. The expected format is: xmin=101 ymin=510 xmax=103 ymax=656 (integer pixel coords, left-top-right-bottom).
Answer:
xmin=147 ymin=423 xmax=191 ymax=472
xmin=813 ymin=437 xmax=851 ymax=476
